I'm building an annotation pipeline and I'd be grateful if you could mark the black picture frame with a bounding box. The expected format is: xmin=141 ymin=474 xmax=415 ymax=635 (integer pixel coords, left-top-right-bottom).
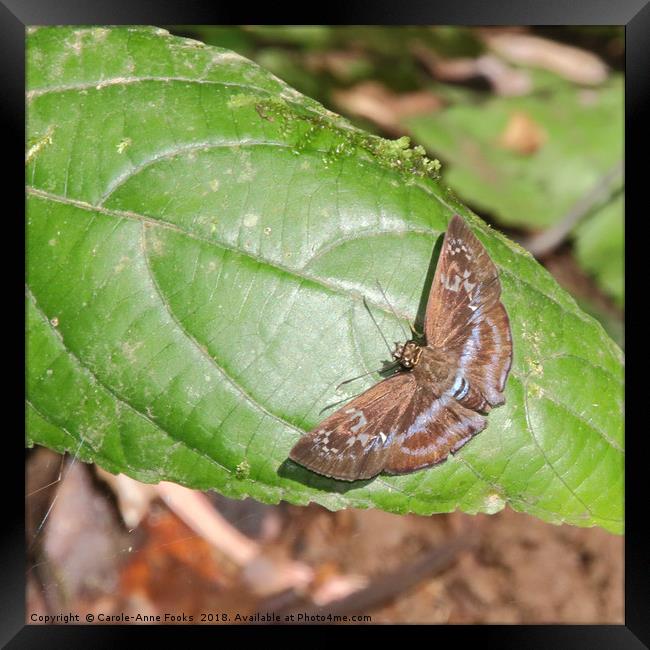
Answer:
xmin=8 ymin=1 xmax=644 ymax=647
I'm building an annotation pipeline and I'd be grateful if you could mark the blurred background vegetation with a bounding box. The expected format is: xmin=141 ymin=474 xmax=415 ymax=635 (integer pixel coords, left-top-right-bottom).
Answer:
xmin=168 ymin=25 xmax=624 ymax=347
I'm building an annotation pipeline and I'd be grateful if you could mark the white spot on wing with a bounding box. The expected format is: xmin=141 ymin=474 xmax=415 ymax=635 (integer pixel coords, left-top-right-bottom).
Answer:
xmin=463 ymin=279 xmax=476 ymax=293
xmin=346 ymin=409 xmax=368 ymax=433
xmin=441 ymin=272 xmax=462 ymax=292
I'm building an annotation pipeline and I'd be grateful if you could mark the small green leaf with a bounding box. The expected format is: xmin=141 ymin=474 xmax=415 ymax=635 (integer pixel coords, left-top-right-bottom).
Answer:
xmin=406 ymin=74 xmax=623 ymax=229
xmin=27 ymin=27 xmax=623 ymax=533
xmin=574 ymin=195 xmax=624 ymax=308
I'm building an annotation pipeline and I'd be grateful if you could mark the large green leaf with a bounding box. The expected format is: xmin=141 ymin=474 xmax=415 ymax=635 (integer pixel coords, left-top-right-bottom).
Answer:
xmin=26 ymin=27 xmax=624 ymax=532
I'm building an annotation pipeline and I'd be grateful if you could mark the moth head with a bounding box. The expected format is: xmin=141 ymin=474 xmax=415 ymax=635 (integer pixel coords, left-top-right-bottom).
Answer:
xmin=392 ymin=340 xmax=423 ymax=369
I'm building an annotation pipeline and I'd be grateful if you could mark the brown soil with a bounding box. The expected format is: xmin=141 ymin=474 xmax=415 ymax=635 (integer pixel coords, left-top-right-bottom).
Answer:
xmin=26 ymin=450 xmax=623 ymax=625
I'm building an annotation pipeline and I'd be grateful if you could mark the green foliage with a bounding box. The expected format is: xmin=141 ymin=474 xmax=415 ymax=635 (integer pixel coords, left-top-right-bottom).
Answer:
xmin=406 ymin=74 xmax=623 ymax=229
xmin=179 ymin=26 xmax=484 ymax=101
xmin=26 ymin=27 xmax=623 ymax=532
xmin=574 ymin=195 xmax=624 ymax=308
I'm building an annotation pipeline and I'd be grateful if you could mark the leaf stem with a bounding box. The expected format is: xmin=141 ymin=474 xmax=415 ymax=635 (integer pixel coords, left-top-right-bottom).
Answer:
xmin=522 ymin=160 xmax=623 ymax=258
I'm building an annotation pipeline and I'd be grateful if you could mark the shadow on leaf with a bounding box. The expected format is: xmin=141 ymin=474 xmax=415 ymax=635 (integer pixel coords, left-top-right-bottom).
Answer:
xmin=277 ymin=459 xmax=375 ymax=492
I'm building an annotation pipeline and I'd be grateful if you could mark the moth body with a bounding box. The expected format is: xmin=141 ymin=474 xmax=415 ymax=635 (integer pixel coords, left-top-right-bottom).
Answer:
xmin=392 ymin=339 xmax=422 ymax=369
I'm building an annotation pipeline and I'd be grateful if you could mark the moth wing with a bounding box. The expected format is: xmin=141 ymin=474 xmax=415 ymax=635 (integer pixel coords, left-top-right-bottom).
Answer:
xmin=424 ymin=215 xmax=512 ymax=410
xmin=385 ymin=390 xmax=486 ymax=475
xmin=289 ymin=372 xmax=417 ymax=481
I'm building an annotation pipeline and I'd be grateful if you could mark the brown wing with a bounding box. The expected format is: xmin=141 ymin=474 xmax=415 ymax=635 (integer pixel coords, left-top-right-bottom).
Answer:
xmin=289 ymin=373 xmax=416 ymax=481
xmin=290 ymin=370 xmax=487 ymax=481
xmin=385 ymin=387 xmax=486 ymax=474
xmin=424 ymin=215 xmax=512 ymax=411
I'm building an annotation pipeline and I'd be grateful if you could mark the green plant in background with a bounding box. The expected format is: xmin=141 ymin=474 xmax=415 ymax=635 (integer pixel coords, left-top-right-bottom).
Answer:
xmin=26 ymin=27 xmax=623 ymax=533
xmin=175 ymin=26 xmax=483 ymax=106
xmin=574 ymin=194 xmax=624 ymax=309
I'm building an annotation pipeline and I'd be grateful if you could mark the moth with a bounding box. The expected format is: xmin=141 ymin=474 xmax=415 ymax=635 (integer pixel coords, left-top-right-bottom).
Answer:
xmin=289 ymin=214 xmax=513 ymax=481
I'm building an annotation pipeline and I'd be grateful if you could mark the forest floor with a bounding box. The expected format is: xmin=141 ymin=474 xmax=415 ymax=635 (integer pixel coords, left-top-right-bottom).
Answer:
xmin=27 ymin=450 xmax=623 ymax=625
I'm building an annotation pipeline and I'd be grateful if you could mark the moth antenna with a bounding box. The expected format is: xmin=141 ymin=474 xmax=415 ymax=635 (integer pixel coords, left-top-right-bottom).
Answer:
xmin=321 ymin=368 xmax=400 ymax=414
xmin=362 ymin=295 xmax=395 ymax=355
xmin=375 ymin=280 xmax=410 ymax=341
xmin=335 ymin=361 xmax=400 ymax=392
xmin=319 ymin=395 xmax=356 ymax=415
xmin=410 ymin=322 xmax=424 ymax=339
